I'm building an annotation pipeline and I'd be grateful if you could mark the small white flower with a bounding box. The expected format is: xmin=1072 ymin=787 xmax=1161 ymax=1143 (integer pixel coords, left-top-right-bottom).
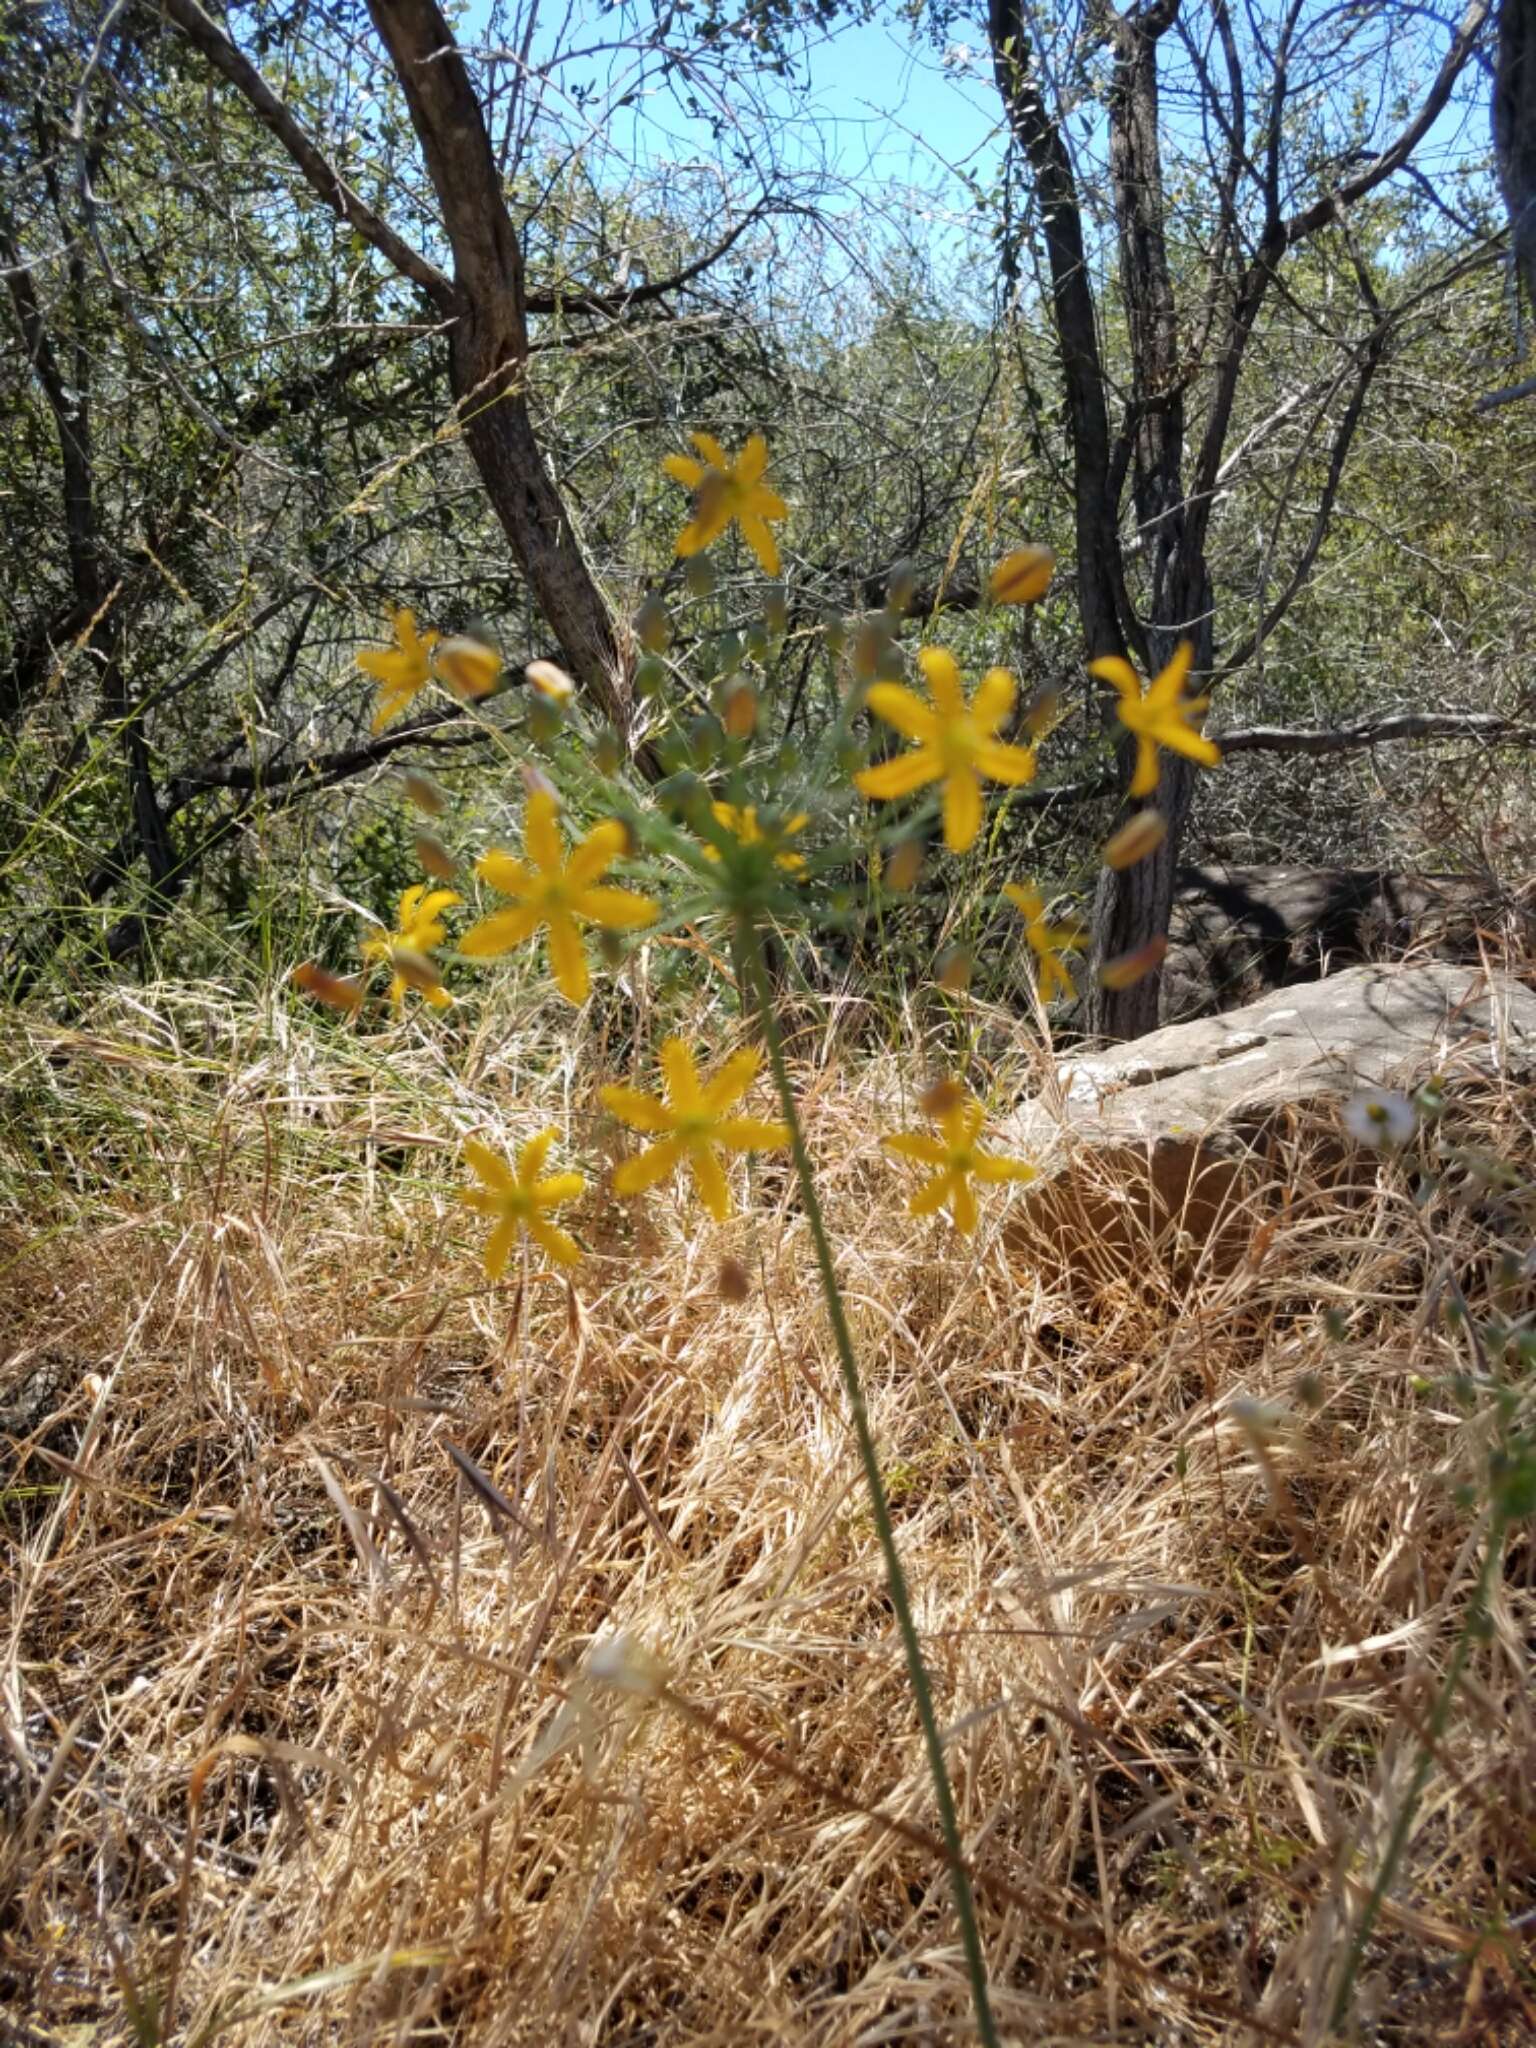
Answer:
xmin=1341 ymin=1087 xmax=1417 ymax=1149
xmin=587 ymin=1632 xmax=667 ymax=1696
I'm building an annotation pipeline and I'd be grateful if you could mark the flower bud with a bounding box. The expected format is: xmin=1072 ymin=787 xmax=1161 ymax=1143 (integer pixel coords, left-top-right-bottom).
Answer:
xmin=1103 ymin=809 xmax=1168 ymax=870
xmin=936 ymin=947 xmax=972 ymax=993
xmin=400 ymin=769 xmax=448 ymax=816
xmin=413 ymin=831 xmax=458 ymax=882
xmin=525 ymin=659 xmax=575 ymax=704
xmin=721 ymin=680 xmax=758 ymax=739
xmin=434 ymin=636 xmax=502 ymax=699
xmin=292 ymin=962 xmax=365 ymax=1013
xmin=886 ymin=559 xmax=918 ymax=615
xmin=884 ymin=837 xmax=924 ymax=893
xmin=1099 ymin=934 xmax=1168 ymax=989
xmin=635 ymin=592 xmax=671 ymax=653
xmin=989 ymin=545 xmax=1056 ymax=606
xmin=388 ymin=948 xmax=444 ymax=995
xmin=717 ymin=1254 xmax=752 ymax=1302
xmin=634 ymin=655 xmax=668 ymax=700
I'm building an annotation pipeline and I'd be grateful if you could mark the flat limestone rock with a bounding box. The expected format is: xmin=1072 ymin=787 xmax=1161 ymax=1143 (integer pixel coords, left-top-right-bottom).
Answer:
xmin=1003 ymin=963 xmax=1536 ymax=1278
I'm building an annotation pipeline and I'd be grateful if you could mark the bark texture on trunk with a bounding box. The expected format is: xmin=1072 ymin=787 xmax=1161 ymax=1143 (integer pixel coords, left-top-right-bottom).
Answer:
xmin=986 ymin=0 xmax=1487 ymax=1040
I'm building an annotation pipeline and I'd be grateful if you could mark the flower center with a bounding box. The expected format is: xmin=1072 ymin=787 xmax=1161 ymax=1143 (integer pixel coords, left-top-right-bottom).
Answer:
xmin=939 ymin=717 xmax=979 ymax=771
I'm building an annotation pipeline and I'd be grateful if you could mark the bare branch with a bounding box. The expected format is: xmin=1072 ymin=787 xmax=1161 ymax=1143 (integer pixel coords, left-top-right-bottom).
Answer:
xmin=159 ymin=0 xmax=454 ymax=308
xmin=522 ymin=208 xmax=766 ymax=318
xmin=1283 ymin=0 xmax=1493 ymax=247
xmin=1216 ymin=711 xmax=1536 ymax=757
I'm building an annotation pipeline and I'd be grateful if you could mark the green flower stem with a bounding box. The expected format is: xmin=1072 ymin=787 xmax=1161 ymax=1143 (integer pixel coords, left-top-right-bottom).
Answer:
xmin=739 ymin=916 xmax=1000 ymax=2048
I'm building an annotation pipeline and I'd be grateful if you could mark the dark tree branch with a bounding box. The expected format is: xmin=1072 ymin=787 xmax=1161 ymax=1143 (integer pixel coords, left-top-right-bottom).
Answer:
xmin=1214 ymin=710 xmax=1536 ymax=757
xmin=157 ymin=0 xmax=454 ymax=307
xmin=1283 ymin=0 xmax=1493 ymax=247
xmin=522 ymin=208 xmax=765 ymax=317
xmin=988 ymin=0 xmax=1124 ymax=663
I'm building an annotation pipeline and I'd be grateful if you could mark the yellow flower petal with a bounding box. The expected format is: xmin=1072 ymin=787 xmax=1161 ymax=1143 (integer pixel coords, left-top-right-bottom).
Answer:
xmin=703 ymin=1046 xmax=760 ymax=1113
xmin=971 ymin=1152 xmax=1036 ymax=1184
xmin=942 ymin=768 xmax=982 ymax=854
xmin=599 ymin=1083 xmax=674 ymax=1133
xmin=534 ymin=1172 xmax=585 ymax=1208
xmin=525 ymin=789 xmax=564 ymax=875
xmin=690 ymin=431 xmax=730 ymax=469
xmin=464 ymin=1138 xmax=514 ymax=1191
xmin=950 ymin=1176 xmax=978 ymax=1236
xmin=661 ymin=453 xmax=706 ymax=488
xmin=566 ymin=820 xmax=627 ymax=887
xmin=1088 ymin=654 xmax=1142 ymax=698
xmin=865 ymin=683 xmax=940 ymax=742
xmin=660 ymin=1038 xmax=702 ymax=1111
xmin=1145 ymin=640 xmax=1195 ymax=708
xmin=1129 ymin=736 xmax=1160 ymax=798
xmin=571 ymin=885 xmax=657 ymax=931
xmin=909 ymin=1172 xmax=953 ymax=1218
xmin=713 ymin=1117 xmax=790 ymax=1152
xmin=519 ymin=1128 xmax=556 ymax=1182
xmin=855 ymin=747 xmax=944 ymax=801
xmin=1156 ymin=725 xmax=1221 ymax=770
xmin=971 ymin=666 xmax=1016 ymax=734
xmin=676 ymin=496 xmax=732 ymax=559
xmin=689 ymin=1145 xmax=732 ymax=1221
xmin=613 ymin=1135 xmax=685 ymax=1195
xmin=484 ymin=1217 xmax=519 ymax=1279
xmin=476 ymin=849 xmax=533 ymax=898
xmin=736 ymin=433 xmax=769 ymax=484
xmin=917 ymin=645 xmax=964 ymax=717
xmin=882 ymin=1132 xmax=949 ymax=1165
xmin=459 ymin=905 xmax=542 ymax=957
xmin=738 ymin=513 xmax=780 ymax=576
xmin=546 ymin=913 xmax=589 ymax=1003
xmin=529 ymin=1217 xmax=582 ymax=1267
xmin=974 ymin=739 xmax=1038 ymax=786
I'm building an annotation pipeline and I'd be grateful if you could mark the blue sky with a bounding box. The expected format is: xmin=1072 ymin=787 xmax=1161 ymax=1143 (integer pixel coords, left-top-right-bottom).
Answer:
xmin=472 ymin=0 xmax=1494 ymax=300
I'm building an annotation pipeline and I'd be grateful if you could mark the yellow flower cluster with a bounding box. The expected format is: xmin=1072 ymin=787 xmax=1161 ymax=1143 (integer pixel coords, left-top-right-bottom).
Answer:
xmin=458 ymin=1057 xmax=1032 ymax=1274
xmin=356 ymin=607 xmax=503 ymax=733
xmin=314 ymin=432 xmax=1229 ymax=1277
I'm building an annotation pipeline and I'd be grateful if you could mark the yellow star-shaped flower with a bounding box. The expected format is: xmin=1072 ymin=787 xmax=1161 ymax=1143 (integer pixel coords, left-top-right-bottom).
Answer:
xmin=1089 ymin=640 xmax=1221 ymax=797
xmin=882 ymin=1087 xmax=1035 ymax=1235
xmin=703 ymin=802 xmax=808 ymax=873
xmin=461 ymin=1132 xmax=584 ymax=1275
xmin=459 ymin=791 xmax=657 ymax=1005
xmin=854 ymin=646 xmax=1037 ymax=854
xmin=1002 ymin=882 xmax=1089 ymax=1003
xmin=360 ymin=882 xmax=461 ymax=1008
xmin=358 ymin=607 xmax=439 ymax=733
xmin=662 ymin=431 xmax=788 ymax=575
xmin=600 ymin=1039 xmax=790 ymax=1221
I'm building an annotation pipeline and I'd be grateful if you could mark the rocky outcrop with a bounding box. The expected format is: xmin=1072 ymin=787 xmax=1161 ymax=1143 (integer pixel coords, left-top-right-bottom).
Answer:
xmin=1004 ymin=962 xmax=1536 ymax=1278
xmin=1164 ymin=865 xmax=1531 ymax=1022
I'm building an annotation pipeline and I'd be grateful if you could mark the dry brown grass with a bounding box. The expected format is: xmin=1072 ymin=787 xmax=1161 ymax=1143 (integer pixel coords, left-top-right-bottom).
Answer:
xmin=2 ymin=982 xmax=1534 ymax=2046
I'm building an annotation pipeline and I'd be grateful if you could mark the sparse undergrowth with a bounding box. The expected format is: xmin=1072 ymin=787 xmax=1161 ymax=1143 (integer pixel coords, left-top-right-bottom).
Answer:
xmin=2 ymin=983 xmax=1533 ymax=2045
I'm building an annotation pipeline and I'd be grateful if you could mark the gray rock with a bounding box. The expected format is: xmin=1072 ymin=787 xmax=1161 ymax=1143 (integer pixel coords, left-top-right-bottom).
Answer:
xmin=1003 ymin=964 xmax=1536 ymax=1277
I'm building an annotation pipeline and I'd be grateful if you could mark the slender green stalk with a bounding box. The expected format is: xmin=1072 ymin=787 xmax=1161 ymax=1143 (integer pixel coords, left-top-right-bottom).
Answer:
xmin=1329 ymin=1509 xmax=1505 ymax=2032
xmin=740 ymin=918 xmax=1000 ymax=2047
